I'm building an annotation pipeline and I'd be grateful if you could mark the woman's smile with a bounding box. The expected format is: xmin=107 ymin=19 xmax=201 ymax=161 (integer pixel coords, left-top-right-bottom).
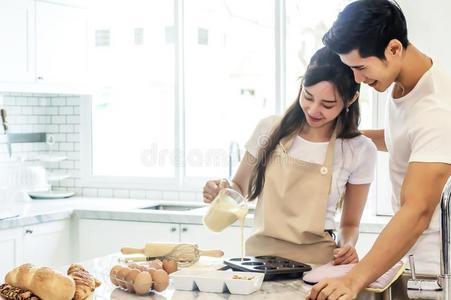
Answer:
xmin=307 ymin=114 xmax=323 ymax=123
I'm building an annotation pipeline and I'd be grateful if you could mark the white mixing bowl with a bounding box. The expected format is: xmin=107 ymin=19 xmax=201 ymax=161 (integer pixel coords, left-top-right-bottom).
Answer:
xmin=0 ymin=160 xmax=50 ymax=202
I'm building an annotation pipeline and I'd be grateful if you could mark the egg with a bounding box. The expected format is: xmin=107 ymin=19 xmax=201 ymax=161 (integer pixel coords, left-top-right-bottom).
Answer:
xmin=117 ymin=267 xmax=131 ymax=289
xmin=110 ymin=265 xmax=123 ymax=286
xmin=152 ymin=269 xmax=169 ymax=292
xmin=131 ymin=264 xmax=148 ymax=272
xmin=138 ymin=265 xmax=149 ymax=271
xmin=133 ymin=271 xmax=152 ymax=295
xmin=162 ymin=259 xmax=178 ymax=274
xmin=146 ymin=267 xmax=157 ymax=275
xmin=148 ymin=259 xmax=163 ymax=270
xmin=125 ymin=269 xmax=141 ymax=292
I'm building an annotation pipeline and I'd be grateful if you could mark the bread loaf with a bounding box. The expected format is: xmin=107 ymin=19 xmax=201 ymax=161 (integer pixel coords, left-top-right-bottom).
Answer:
xmin=0 ymin=283 xmax=40 ymax=300
xmin=5 ymin=264 xmax=75 ymax=300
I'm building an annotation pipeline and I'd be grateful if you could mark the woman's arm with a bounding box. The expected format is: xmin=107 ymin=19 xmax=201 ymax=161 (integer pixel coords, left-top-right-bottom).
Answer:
xmin=333 ymin=183 xmax=370 ymax=264
xmin=230 ymin=151 xmax=258 ymax=197
xmin=339 ymin=183 xmax=369 ymax=246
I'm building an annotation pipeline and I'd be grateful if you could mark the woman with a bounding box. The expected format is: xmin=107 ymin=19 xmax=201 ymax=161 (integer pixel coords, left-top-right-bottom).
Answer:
xmin=203 ymin=47 xmax=377 ymax=265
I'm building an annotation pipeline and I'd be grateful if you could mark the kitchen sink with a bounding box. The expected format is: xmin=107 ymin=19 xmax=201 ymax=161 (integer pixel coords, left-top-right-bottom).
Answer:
xmin=358 ymin=271 xmax=443 ymax=300
xmin=141 ymin=203 xmax=257 ymax=213
xmin=140 ymin=204 xmax=206 ymax=211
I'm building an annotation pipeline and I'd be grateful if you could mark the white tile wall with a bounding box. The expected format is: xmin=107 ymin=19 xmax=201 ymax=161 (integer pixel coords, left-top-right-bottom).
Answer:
xmin=0 ymin=93 xmax=203 ymax=201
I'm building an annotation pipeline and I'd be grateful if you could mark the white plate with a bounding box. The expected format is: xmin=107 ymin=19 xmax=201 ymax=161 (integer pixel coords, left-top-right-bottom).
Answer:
xmin=170 ymin=269 xmax=264 ymax=295
xmin=29 ymin=191 xmax=75 ymax=199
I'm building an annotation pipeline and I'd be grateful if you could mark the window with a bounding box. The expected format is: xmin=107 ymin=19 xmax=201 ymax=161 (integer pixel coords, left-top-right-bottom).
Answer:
xmin=184 ymin=0 xmax=275 ymax=179
xmin=86 ymin=0 xmax=176 ymax=182
xmin=83 ymin=0 xmax=390 ymax=215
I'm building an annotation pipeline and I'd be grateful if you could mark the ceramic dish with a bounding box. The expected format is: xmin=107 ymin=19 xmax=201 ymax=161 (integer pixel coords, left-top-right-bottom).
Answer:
xmin=170 ymin=269 xmax=264 ymax=295
xmin=29 ymin=191 xmax=75 ymax=199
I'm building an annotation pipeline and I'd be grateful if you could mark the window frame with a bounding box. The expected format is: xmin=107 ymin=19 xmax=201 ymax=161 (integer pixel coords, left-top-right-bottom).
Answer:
xmin=80 ymin=0 xmax=391 ymax=215
xmin=79 ymin=97 xmax=181 ymax=190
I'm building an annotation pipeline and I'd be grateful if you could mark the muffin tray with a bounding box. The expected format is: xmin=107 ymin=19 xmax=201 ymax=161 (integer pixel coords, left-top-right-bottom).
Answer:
xmin=223 ymin=256 xmax=311 ymax=281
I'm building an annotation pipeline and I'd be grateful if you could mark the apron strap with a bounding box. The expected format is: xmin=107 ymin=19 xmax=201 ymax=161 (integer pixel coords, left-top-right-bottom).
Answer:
xmin=323 ymin=128 xmax=337 ymax=170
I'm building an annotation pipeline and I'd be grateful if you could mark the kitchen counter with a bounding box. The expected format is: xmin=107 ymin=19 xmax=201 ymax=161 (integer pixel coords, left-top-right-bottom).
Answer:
xmin=70 ymin=255 xmax=435 ymax=300
xmin=0 ymin=253 xmax=445 ymax=300
xmin=0 ymin=197 xmax=390 ymax=233
xmin=0 ymin=254 xmax=324 ymax=300
xmin=68 ymin=255 xmax=386 ymax=300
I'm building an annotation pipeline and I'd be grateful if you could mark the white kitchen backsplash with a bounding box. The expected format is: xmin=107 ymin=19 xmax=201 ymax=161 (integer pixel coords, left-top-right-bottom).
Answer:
xmin=0 ymin=93 xmax=202 ymax=201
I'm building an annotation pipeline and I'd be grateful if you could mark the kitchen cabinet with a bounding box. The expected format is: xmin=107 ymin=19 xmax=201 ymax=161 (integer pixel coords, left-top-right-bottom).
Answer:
xmin=77 ymin=219 xmax=254 ymax=261
xmin=23 ymin=220 xmax=72 ymax=267
xmin=77 ymin=219 xmax=180 ymax=261
xmin=0 ymin=227 xmax=23 ymax=280
xmin=0 ymin=0 xmax=88 ymax=92
xmin=0 ymin=0 xmax=35 ymax=83
xmin=35 ymin=0 xmax=88 ymax=86
xmin=179 ymin=224 xmax=253 ymax=258
xmin=0 ymin=220 xmax=71 ymax=278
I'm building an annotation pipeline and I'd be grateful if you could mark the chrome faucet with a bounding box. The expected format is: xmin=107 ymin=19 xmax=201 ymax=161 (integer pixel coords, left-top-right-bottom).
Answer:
xmin=440 ymin=176 xmax=451 ymax=298
xmin=407 ymin=176 xmax=451 ymax=298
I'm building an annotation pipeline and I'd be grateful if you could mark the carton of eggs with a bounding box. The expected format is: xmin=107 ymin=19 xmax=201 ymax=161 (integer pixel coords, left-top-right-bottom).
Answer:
xmin=109 ymin=259 xmax=175 ymax=295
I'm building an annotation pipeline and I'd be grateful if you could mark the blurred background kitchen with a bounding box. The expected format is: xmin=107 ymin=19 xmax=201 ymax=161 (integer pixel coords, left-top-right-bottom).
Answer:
xmin=0 ymin=0 xmax=450 ymax=279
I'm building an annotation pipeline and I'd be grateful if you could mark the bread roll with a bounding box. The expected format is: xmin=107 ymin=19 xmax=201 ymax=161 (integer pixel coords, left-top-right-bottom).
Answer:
xmin=67 ymin=263 xmax=101 ymax=300
xmin=5 ymin=264 xmax=75 ymax=300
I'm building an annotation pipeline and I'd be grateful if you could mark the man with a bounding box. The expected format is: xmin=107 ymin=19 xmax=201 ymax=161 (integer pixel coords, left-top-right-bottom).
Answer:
xmin=307 ymin=0 xmax=451 ymax=299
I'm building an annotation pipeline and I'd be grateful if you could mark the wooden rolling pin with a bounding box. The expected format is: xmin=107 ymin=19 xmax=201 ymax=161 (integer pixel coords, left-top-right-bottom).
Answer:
xmin=121 ymin=243 xmax=224 ymax=260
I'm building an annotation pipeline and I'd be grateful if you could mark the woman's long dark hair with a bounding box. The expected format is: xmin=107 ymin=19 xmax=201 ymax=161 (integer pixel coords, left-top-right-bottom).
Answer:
xmin=248 ymin=47 xmax=361 ymax=200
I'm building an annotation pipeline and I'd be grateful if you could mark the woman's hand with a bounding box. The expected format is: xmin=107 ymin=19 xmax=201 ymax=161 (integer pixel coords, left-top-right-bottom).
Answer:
xmin=332 ymin=245 xmax=359 ymax=265
xmin=203 ymin=179 xmax=230 ymax=203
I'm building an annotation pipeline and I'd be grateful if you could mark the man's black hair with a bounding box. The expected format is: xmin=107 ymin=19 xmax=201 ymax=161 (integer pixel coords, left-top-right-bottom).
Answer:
xmin=323 ymin=0 xmax=409 ymax=59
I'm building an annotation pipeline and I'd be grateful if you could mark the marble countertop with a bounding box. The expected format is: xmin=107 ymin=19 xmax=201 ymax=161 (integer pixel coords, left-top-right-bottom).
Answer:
xmin=0 ymin=253 xmax=442 ymax=300
xmin=69 ymin=255 xmax=385 ymax=300
xmin=1 ymin=254 xmax=313 ymax=300
xmin=0 ymin=197 xmax=391 ymax=233
xmin=0 ymin=197 xmax=255 ymax=230
xmin=0 ymin=255 xmax=329 ymax=299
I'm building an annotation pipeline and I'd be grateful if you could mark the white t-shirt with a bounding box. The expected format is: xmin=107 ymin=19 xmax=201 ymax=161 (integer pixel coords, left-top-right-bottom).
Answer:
xmin=385 ymin=64 xmax=451 ymax=274
xmin=245 ymin=115 xmax=377 ymax=230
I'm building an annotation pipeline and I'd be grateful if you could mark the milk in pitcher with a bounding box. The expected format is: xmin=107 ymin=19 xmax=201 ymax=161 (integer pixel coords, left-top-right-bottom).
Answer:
xmin=203 ymin=188 xmax=248 ymax=260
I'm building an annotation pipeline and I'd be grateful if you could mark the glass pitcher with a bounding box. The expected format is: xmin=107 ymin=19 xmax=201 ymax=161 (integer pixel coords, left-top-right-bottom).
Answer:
xmin=203 ymin=188 xmax=248 ymax=232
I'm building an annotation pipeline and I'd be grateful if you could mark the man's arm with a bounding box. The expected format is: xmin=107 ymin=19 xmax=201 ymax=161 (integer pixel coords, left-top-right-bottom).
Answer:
xmin=361 ymin=129 xmax=387 ymax=152
xmin=308 ymin=162 xmax=451 ymax=299
xmin=343 ymin=162 xmax=450 ymax=289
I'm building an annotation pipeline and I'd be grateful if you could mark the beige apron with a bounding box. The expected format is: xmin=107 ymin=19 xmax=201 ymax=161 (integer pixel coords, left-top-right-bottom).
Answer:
xmin=246 ymin=130 xmax=338 ymax=264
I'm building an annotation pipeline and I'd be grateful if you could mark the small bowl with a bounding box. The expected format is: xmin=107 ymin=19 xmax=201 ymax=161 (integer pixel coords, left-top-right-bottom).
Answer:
xmin=224 ymin=272 xmax=265 ymax=295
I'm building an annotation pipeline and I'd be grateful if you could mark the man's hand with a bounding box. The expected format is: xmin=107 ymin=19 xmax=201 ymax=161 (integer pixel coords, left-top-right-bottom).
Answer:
xmin=306 ymin=276 xmax=359 ymax=300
